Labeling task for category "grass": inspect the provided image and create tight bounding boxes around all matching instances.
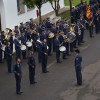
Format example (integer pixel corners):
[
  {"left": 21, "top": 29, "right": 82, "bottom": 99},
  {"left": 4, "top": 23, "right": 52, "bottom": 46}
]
[
  {"left": 59, "top": 10, "right": 71, "bottom": 20},
  {"left": 64, "top": 0, "right": 89, "bottom": 6}
]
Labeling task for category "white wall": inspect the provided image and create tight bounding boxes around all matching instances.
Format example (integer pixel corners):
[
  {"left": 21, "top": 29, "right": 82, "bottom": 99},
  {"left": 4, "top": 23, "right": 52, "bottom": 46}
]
[
  {"left": 2, "top": 0, "right": 64, "bottom": 30},
  {"left": 0, "top": 0, "right": 6, "bottom": 31}
]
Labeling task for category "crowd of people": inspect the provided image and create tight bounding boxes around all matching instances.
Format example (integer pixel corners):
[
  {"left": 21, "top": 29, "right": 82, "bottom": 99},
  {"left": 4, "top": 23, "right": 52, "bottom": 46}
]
[{"left": 0, "top": 0, "right": 100, "bottom": 94}]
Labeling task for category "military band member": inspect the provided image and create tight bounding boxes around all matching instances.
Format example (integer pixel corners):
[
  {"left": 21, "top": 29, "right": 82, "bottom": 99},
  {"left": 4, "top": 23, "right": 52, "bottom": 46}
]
[
  {"left": 14, "top": 26, "right": 19, "bottom": 35},
  {"left": 14, "top": 34, "right": 21, "bottom": 58},
  {"left": 9, "top": 30, "right": 13, "bottom": 51},
  {"left": 74, "top": 49, "right": 82, "bottom": 86},
  {"left": 47, "top": 29, "right": 53, "bottom": 56},
  {"left": 59, "top": 31, "right": 67, "bottom": 59},
  {"left": 36, "top": 37, "right": 43, "bottom": 63},
  {"left": 88, "top": 16, "right": 94, "bottom": 38},
  {"left": 54, "top": 35, "right": 62, "bottom": 63},
  {"left": 13, "top": 58, "right": 23, "bottom": 94},
  {"left": 19, "top": 22, "right": 25, "bottom": 34},
  {"left": 20, "top": 32, "right": 26, "bottom": 59},
  {"left": 64, "top": 27, "right": 70, "bottom": 56},
  {"left": 41, "top": 38, "right": 49, "bottom": 73},
  {"left": 51, "top": 23, "right": 57, "bottom": 52},
  {"left": 46, "top": 17, "right": 52, "bottom": 29},
  {"left": 29, "top": 18, "right": 35, "bottom": 30},
  {"left": 0, "top": 40, "right": 3, "bottom": 63},
  {"left": 5, "top": 41, "right": 12, "bottom": 73},
  {"left": 80, "top": 16, "right": 85, "bottom": 43},
  {"left": 27, "top": 51, "right": 37, "bottom": 84}
]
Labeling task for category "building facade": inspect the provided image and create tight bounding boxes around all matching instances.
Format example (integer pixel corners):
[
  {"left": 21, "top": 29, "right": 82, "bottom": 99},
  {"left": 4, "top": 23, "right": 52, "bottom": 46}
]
[{"left": 0, "top": 0, "right": 64, "bottom": 31}]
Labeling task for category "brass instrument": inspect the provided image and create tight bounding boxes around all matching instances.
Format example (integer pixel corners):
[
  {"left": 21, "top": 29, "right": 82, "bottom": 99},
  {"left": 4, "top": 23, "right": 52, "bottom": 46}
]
[
  {"left": 64, "top": 24, "right": 76, "bottom": 43},
  {"left": 69, "top": 24, "right": 75, "bottom": 32},
  {"left": 48, "top": 32, "right": 54, "bottom": 38},
  {"left": 5, "top": 28, "right": 11, "bottom": 40}
]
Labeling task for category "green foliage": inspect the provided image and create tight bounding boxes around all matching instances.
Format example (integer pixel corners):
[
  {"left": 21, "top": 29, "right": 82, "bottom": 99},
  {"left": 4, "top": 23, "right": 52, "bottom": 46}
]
[
  {"left": 64, "top": 0, "right": 89, "bottom": 6},
  {"left": 23, "top": 0, "right": 48, "bottom": 8},
  {"left": 59, "top": 10, "right": 71, "bottom": 20}
]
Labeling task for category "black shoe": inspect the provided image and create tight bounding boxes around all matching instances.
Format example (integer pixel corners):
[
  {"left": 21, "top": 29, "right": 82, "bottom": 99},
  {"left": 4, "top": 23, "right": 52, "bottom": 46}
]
[
  {"left": 63, "top": 57, "right": 67, "bottom": 59},
  {"left": 48, "top": 54, "right": 52, "bottom": 56},
  {"left": 17, "top": 92, "right": 23, "bottom": 95},
  {"left": 0, "top": 61, "right": 3, "bottom": 63},
  {"left": 57, "top": 61, "right": 62, "bottom": 63},
  {"left": 31, "top": 81, "right": 37, "bottom": 84},
  {"left": 42, "top": 71, "right": 49, "bottom": 73},
  {"left": 70, "top": 50, "right": 74, "bottom": 52},
  {"left": 67, "top": 54, "right": 71, "bottom": 56},
  {"left": 74, "top": 46, "right": 78, "bottom": 48},
  {"left": 46, "top": 71, "right": 49, "bottom": 73}
]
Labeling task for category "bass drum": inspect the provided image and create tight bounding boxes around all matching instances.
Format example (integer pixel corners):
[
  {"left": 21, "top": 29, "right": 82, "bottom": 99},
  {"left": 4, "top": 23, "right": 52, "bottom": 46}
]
[
  {"left": 26, "top": 42, "right": 32, "bottom": 47},
  {"left": 21, "top": 45, "right": 26, "bottom": 51},
  {"left": 59, "top": 46, "right": 66, "bottom": 52},
  {"left": 66, "top": 32, "right": 76, "bottom": 43}
]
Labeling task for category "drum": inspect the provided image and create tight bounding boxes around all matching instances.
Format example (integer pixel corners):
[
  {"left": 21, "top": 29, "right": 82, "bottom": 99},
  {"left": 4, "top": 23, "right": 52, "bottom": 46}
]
[
  {"left": 2, "top": 45, "right": 6, "bottom": 51},
  {"left": 59, "top": 46, "right": 66, "bottom": 52},
  {"left": 26, "top": 42, "right": 32, "bottom": 47},
  {"left": 21, "top": 45, "right": 26, "bottom": 51},
  {"left": 47, "top": 46, "right": 49, "bottom": 50}
]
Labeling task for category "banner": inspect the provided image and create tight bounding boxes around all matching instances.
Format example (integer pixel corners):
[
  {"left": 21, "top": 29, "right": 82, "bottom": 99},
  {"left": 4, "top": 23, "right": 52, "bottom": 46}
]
[{"left": 86, "top": 6, "right": 92, "bottom": 19}]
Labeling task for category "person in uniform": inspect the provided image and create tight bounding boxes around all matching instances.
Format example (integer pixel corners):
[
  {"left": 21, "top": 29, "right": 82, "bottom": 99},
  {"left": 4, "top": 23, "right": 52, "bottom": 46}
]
[
  {"left": 74, "top": 49, "right": 82, "bottom": 86},
  {"left": 19, "top": 22, "right": 25, "bottom": 34},
  {"left": 46, "top": 17, "right": 52, "bottom": 29},
  {"left": 29, "top": 18, "right": 35, "bottom": 30},
  {"left": 51, "top": 23, "right": 57, "bottom": 52},
  {"left": 47, "top": 29, "right": 53, "bottom": 56},
  {"left": 59, "top": 31, "right": 67, "bottom": 59},
  {"left": 20, "top": 32, "right": 27, "bottom": 59},
  {"left": 54, "top": 35, "right": 62, "bottom": 63},
  {"left": 27, "top": 51, "right": 37, "bottom": 84},
  {"left": 13, "top": 58, "right": 23, "bottom": 94},
  {"left": 88, "top": 16, "right": 94, "bottom": 38},
  {"left": 36, "top": 37, "right": 43, "bottom": 63},
  {"left": 0, "top": 39, "right": 3, "bottom": 63},
  {"left": 41, "top": 38, "right": 49, "bottom": 73},
  {"left": 9, "top": 30, "right": 13, "bottom": 51},
  {"left": 5, "top": 41, "right": 12, "bottom": 73},
  {"left": 14, "top": 34, "right": 21, "bottom": 58},
  {"left": 14, "top": 26, "right": 19, "bottom": 35}
]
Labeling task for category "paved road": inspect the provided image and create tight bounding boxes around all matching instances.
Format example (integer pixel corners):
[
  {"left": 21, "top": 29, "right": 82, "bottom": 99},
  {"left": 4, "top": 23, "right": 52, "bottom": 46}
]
[{"left": 0, "top": 29, "right": 100, "bottom": 100}]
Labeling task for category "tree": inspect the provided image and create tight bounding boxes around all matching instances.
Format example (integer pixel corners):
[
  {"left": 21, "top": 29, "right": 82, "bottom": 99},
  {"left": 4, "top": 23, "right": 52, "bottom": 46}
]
[
  {"left": 69, "top": 0, "right": 72, "bottom": 12},
  {"left": 81, "top": 0, "right": 83, "bottom": 3},
  {"left": 23, "top": 0, "right": 48, "bottom": 22},
  {"left": 48, "top": 0, "right": 60, "bottom": 16}
]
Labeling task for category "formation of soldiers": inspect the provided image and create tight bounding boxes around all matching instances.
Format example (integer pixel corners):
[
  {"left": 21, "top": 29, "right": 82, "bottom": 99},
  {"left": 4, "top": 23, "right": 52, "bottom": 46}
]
[{"left": 0, "top": 0, "right": 100, "bottom": 94}]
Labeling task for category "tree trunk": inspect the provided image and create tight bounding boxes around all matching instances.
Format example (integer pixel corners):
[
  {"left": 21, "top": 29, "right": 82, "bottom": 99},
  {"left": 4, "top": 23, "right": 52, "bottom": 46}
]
[
  {"left": 69, "top": 0, "right": 72, "bottom": 12},
  {"left": 55, "top": 9, "right": 59, "bottom": 16},
  {"left": 38, "top": 6, "right": 42, "bottom": 22},
  {"left": 81, "top": 0, "right": 83, "bottom": 3}
]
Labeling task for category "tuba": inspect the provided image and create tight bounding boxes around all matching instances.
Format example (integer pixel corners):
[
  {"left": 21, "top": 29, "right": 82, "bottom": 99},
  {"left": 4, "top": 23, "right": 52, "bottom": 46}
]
[
  {"left": 5, "top": 28, "right": 11, "bottom": 40},
  {"left": 64, "top": 24, "right": 76, "bottom": 43}
]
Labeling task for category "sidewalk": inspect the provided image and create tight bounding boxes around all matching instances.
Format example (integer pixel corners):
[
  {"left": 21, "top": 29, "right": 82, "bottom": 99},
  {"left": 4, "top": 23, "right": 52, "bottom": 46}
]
[{"left": 60, "top": 59, "right": 100, "bottom": 100}]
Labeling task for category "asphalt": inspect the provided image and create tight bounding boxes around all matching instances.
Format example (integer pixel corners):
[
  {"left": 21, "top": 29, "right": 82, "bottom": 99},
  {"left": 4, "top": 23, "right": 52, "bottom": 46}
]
[{"left": 0, "top": 29, "right": 100, "bottom": 100}]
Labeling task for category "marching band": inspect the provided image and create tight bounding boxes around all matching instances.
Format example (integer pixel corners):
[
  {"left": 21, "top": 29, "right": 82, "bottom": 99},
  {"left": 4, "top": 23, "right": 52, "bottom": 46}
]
[{"left": 0, "top": 0, "right": 100, "bottom": 94}]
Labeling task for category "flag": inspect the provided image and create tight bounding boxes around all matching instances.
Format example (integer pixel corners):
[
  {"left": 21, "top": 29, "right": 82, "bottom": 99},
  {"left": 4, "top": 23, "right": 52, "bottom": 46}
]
[{"left": 86, "top": 6, "right": 92, "bottom": 19}]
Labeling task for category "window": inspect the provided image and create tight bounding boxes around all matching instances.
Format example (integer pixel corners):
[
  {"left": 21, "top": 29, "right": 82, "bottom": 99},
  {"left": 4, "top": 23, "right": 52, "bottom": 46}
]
[{"left": 17, "top": 0, "right": 25, "bottom": 15}]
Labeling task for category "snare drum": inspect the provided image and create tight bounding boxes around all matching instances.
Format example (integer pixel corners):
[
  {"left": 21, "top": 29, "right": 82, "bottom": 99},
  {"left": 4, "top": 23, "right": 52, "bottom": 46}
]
[
  {"left": 26, "top": 42, "right": 32, "bottom": 47},
  {"left": 59, "top": 46, "right": 66, "bottom": 52},
  {"left": 21, "top": 45, "right": 26, "bottom": 51}
]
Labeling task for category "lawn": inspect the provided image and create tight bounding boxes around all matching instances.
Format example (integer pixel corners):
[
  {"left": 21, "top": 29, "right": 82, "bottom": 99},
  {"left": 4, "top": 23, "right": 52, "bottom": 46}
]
[
  {"left": 64, "top": 0, "right": 90, "bottom": 6},
  {"left": 59, "top": 10, "right": 71, "bottom": 20}
]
